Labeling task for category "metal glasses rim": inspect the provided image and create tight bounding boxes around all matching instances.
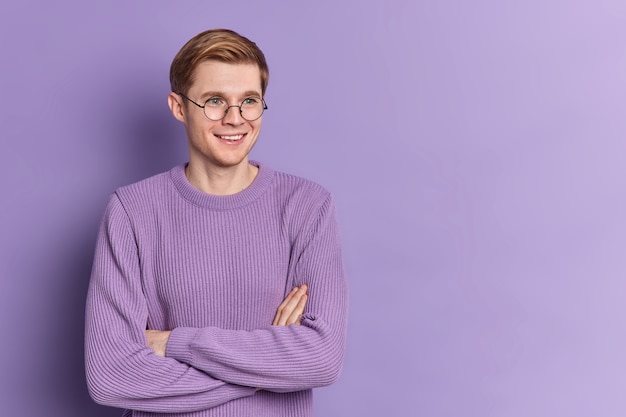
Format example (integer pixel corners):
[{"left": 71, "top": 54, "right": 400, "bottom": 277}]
[{"left": 176, "top": 92, "right": 268, "bottom": 121}]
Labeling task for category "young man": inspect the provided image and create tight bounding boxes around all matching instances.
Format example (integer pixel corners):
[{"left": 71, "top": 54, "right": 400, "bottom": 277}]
[{"left": 84, "top": 29, "right": 348, "bottom": 417}]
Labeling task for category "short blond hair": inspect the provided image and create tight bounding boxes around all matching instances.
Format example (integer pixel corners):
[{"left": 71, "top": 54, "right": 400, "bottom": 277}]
[{"left": 170, "top": 29, "right": 269, "bottom": 96}]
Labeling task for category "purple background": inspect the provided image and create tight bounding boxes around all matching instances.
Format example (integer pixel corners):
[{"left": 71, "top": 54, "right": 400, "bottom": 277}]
[{"left": 1, "top": 1, "right": 625, "bottom": 416}]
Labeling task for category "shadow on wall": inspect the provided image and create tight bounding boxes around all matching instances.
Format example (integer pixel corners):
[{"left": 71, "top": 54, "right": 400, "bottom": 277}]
[
  {"left": 113, "top": 87, "right": 188, "bottom": 183},
  {"left": 42, "top": 233, "right": 120, "bottom": 417},
  {"left": 43, "top": 89, "right": 186, "bottom": 416}
]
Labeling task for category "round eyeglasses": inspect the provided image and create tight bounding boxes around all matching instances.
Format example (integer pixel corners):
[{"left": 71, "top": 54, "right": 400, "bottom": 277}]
[{"left": 177, "top": 92, "right": 268, "bottom": 121}]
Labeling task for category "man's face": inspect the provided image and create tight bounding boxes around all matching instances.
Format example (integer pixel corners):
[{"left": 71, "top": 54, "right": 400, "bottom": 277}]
[{"left": 171, "top": 60, "right": 264, "bottom": 170}]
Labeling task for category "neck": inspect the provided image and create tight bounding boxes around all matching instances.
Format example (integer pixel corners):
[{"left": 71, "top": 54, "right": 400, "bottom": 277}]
[{"left": 185, "top": 159, "right": 258, "bottom": 196}]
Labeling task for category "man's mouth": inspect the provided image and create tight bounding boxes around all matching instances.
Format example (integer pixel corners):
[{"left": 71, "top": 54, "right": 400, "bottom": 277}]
[{"left": 215, "top": 133, "right": 246, "bottom": 141}]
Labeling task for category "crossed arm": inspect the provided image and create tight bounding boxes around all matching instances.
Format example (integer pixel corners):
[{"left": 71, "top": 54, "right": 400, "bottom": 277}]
[
  {"left": 145, "top": 285, "right": 309, "bottom": 357},
  {"left": 86, "top": 192, "right": 346, "bottom": 412}
]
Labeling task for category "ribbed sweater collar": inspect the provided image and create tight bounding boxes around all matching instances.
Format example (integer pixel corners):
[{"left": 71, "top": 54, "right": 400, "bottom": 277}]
[{"left": 169, "top": 160, "right": 274, "bottom": 210}]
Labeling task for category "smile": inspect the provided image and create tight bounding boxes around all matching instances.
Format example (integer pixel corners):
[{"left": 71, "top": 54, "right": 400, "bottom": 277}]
[{"left": 215, "top": 133, "right": 245, "bottom": 141}]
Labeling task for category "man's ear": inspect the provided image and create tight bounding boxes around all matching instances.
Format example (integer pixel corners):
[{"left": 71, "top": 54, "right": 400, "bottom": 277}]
[{"left": 168, "top": 92, "right": 186, "bottom": 123}]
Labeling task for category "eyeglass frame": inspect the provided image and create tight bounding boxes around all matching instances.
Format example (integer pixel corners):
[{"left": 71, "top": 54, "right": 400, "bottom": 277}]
[{"left": 176, "top": 92, "right": 268, "bottom": 121}]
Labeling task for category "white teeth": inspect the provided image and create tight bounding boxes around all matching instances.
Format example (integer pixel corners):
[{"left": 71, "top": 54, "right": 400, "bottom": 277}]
[{"left": 217, "top": 134, "right": 244, "bottom": 141}]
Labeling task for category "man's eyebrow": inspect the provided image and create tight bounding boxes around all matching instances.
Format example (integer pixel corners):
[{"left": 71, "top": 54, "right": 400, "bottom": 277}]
[
  {"left": 198, "top": 91, "right": 222, "bottom": 100},
  {"left": 241, "top": 90, "right": 262, "bottom": 98},
  {"left": 198, "top": 90, "right": 262, "bottom": 100}
]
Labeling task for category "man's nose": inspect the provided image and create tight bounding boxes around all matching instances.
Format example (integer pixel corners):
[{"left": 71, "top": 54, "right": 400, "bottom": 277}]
[{"left": 222, "top": 105, "right": 244, "bottom": 125}]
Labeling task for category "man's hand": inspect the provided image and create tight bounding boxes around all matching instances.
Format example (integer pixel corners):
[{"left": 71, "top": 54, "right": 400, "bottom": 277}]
[
  {"left": 145, "top": 330, "right": 172, "bottom": 357},
  {"left": 272, "top": 284, "right": 308, "bottom": 326}
]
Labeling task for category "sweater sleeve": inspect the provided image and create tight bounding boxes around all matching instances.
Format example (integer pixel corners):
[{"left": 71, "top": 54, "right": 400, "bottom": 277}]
[
  {"left": 165, "top": 193, "right": 348, "bottom": 392},
  {"left": 84, "top": 194, "right": 256, "bottom": 412}
]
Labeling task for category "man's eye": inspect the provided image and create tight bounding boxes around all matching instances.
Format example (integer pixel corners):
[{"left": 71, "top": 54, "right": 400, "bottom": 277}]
[
  {"left": 242, "top": 97, "right": 260, "bottom": 106},
  {"left": 206, "top": 97, "right": 225, "bottom": 106}
]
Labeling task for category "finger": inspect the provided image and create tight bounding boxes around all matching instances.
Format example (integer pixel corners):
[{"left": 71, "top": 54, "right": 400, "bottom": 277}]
[
  {"left": 275, "top": 286, "right": 307, "bottom": 326},
  {"left": 275, "top": 293, "right": 302, "bottom": 326},
  {"left": 286, "top": 293, "right": 308, "bottom": 326},
  {"left": 287, "top": 286, "right": 308, "bottom": 321},
  {"left": 272, "top": 287, "right": 299, "bottom": 326}
]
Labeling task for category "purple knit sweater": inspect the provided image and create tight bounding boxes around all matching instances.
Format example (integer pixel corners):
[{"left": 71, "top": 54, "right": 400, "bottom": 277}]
[{"left": 85, "top": 161, "right": 348, "bottom": 417}]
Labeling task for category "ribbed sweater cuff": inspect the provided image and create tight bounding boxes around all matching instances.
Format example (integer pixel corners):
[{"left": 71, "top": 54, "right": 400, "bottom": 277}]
[{"left": 166, "top": 327, "right": 197, "bottom": 364}]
